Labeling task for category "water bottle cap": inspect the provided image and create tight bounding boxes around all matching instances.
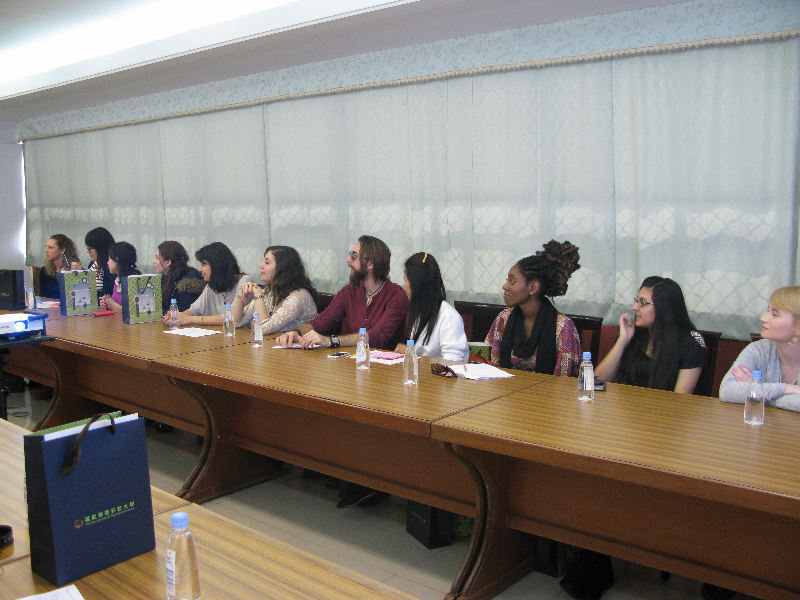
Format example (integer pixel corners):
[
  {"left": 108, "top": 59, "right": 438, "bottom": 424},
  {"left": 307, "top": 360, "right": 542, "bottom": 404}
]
[
  {"left": 359, "top": 327, "right": 367, "bottom": 334},
  {"left": 582, "top": 352, "right": 591, "bottom": 360},
  {"left": 170, "top": 299, "right": 177, "bottom": 304},
  {"left": 253, "top": 312, "right": 259, "bottom": 318},
  {"left": 407, "top": 340, "right": 415, "bottom": 346},
  {"left": 752, "top": 371, "right": 762, "bottom": 379},
  {"left": 171, "top": 512, "right": 189, "bottom": 529},
  {"left": 225, "top": 303, "right": 232, "bottom": 309}
]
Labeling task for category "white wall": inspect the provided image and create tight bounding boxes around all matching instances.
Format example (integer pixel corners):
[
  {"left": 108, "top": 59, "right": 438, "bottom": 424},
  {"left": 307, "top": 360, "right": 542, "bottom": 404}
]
[{"left": 0, "top": 121, "right": 26, "bottom": 277}]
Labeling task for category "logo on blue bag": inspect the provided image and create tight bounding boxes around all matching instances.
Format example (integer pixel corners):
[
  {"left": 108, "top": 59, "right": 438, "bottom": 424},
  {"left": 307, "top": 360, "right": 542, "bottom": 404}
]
[{"left": 77, "top": 500, "right": 136, "bottom": 528}]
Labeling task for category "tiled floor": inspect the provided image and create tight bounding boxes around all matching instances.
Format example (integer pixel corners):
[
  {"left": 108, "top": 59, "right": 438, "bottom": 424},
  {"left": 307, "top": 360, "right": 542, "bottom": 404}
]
[{"left": 6, "top": 385, "right": 748, "bottom": 600}]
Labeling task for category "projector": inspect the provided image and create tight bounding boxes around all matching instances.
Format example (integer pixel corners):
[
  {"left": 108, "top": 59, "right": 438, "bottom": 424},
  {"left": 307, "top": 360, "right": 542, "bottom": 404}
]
[{"left": 0, "top": 312, "right": 47, "bottom": 340}]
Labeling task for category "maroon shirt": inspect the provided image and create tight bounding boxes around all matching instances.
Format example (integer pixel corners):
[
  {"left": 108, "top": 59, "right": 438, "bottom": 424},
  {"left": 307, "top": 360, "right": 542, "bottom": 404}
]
[{"left": 309, "top": 280, "right": 408, "bottom": 350}]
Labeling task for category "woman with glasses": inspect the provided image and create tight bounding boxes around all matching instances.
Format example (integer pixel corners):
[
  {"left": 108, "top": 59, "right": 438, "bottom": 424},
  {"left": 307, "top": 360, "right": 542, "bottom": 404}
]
[
  {"left": 485, "top": 239, "right": 582, "bottom": 375},
  {"left": 84, "top": 227, "right": 116, "bottom": 300},
  {"left": 165, "top": 242, "right": 252, "bottom": 327},
  {"left": 394, "top": 252, "right": 469, "bottom": 362},
  {"left": 719, "top": 286, "right": 800, "bottom": 412},
  {"left": 230, "top": 245, "right": 318, "bottom": 335},
  {"left": 561, "top": 276, "right": 706, "bottom": 600},
  {"left": 595, "top": 276, "right": 706, "bottom": 393},
  {"left": 152, "top": 241, "right": 205, "bottom": 313}
]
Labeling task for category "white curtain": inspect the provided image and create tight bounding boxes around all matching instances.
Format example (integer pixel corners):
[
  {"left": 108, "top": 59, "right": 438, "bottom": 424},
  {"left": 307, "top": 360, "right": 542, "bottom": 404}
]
[{"left": 23, "top": 38, "right": 800, "bottom": 339}]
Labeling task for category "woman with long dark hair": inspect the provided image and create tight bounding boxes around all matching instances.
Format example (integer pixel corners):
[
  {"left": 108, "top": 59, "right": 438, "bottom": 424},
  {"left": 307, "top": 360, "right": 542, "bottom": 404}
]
[
  {"left": 100, "top": 242, "right": 141, "bottom": 312},
  {"left": 153, "top": 241, "right": 205, "bottom": 313},
  {"left": 394, "top": 252, "right": 468, "bottom": 361},
  {"left": 595, "top": 276, "right": 706, "bottom": 393},
  {"left": 230, "top": 245, "right": 318, "bottom": 334},
  {"left": 486, "top": 240, "right": 582, "bottom": 375},
  {"left": 84, "top": 227, "right": 116, "bottom": 299},
  {"left": 39, "top": 234, "right": 83, "bottom": 299},
  {"left": 564, "top": 276, "right": 707, "bottom": 600},
  {"left": 167, "top": 242, "right": 252, "bottom": 327}
]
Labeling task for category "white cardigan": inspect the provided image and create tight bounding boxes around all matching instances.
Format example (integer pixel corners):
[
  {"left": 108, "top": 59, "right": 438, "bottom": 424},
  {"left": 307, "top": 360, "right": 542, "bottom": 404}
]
[{"left": 409, "top": 301, "right": 469, "bottom": 362}]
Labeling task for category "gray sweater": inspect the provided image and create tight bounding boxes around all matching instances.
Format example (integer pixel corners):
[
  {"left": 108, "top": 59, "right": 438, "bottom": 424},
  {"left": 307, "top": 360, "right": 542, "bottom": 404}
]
[{"left": 719, "top": 338, "right": 800, "bottom": 412}]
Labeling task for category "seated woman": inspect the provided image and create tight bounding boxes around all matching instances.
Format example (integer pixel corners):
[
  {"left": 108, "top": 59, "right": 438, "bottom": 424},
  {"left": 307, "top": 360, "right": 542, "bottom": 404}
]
[
  {"left": 564, "top": 276, "right": 707, "bottom": 600},
  {"left": 39, "top": 234, "right": 83, "bottom": 299},
  {"left": 394, "top": 252, "right": 469, "bottom": 362},
  {"left": 230, "top": 245, "right": 318, "bottom": 335},
  {"left": 720, "top": 285, "right": 800, "bottom": 412},
  {"left": 153, "top": 241, "right": 205, "bottom": 313},
  {"left": 595, "top": 275, "right": 706, "bottom": 393},
  {"left": 486, "top": 239, "right": 582, "bottom": 375},
  {"left": 100, "top": 242, "right": 141, "bottom": 312},
  {"left": 167, "top": 242, "right": 252, "bottom": 327},
  {"left": 85, "top": 227, "right": 116, "bottom": 300}
]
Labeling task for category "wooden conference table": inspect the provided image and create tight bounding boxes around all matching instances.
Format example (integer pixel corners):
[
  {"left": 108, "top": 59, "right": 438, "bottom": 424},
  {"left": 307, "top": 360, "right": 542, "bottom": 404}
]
[
  {"left": 3, "top": 309, "right": 800, "bottom": 600},
  {"left": 0, "top": 418, "right": 419, "bottom": 600}
]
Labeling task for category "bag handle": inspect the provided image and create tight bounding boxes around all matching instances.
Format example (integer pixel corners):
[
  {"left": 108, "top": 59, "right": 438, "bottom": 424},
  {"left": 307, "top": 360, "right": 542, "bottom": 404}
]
[{"left": 61, "top": 413, "right": 117, "bottom": 476}]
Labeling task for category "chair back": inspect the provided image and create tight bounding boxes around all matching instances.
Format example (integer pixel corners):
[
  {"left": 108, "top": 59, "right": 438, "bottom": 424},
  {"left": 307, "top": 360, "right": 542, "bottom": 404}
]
[
  {"left": 694, "top": 329, "right": 721, "bottom": 397},
  {"left": 565, "top": 314, "right": 603, "bottom": 366},
  {"left": 453, "top": 301, "right": 505, "bottom": 343}
]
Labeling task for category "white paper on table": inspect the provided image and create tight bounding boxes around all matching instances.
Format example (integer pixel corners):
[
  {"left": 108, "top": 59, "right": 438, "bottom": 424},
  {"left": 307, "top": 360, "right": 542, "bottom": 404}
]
[
  {"left": 272, "top": 343, "right": 321, "bottom": 349},
  {"left": 163, "top": 327, "right": 220, "bottom": 337},
  {"left": 18, "top": 584, "right": 86, "bottom": 600},
  {"left": 455, "top": 363, "right": 514, "bottom": 380}
]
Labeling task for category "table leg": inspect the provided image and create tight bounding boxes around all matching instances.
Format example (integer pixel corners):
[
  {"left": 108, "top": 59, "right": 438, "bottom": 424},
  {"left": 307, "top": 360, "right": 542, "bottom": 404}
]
[
  {"left": 167, "top": 377, "right": 285, "bottom": 503},
  {"left": 443, "top": 443, "right": 536, "bottom": 600}
]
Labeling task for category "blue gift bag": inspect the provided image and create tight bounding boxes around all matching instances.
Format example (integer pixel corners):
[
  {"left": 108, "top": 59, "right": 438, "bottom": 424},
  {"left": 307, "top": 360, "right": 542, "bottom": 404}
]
[{"left": 24, "top": 413, "right": 156, "bottom": 586}]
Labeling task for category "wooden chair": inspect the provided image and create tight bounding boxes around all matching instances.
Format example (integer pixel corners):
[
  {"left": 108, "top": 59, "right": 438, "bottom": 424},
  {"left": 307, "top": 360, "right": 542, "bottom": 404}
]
[
  {"left": 694, "top": 329, "right": 721, "bottom": 397},
  {"left": 565, "top": 314, "right": 603, "bottom": 366},
  {"left": 453, "top": 301, "right": 504, "bottom": 343},
  {"left": 453, "top": 301, "right": 604, "bottom": 365}
]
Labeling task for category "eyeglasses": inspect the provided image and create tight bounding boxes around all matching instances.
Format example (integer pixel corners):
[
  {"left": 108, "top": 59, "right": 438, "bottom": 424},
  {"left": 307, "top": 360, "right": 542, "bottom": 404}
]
[
  {"left": 347, "top": 251, "right": 359, "bottom": 260},
  {"left": 431, "top": 363, "right": 457, "bottom": 378},
  {"left": 633, "top": 297, "right": 653, "bottom": 308}
]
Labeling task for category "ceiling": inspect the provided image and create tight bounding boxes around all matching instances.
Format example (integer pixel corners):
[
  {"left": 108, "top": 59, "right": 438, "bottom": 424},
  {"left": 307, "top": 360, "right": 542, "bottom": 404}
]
[{"left": 0, "top": 0, "right": 687, "bottom": 122}]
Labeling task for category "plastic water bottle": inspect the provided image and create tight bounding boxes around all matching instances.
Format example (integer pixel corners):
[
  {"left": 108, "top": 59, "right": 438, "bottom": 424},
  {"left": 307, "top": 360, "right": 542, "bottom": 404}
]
[
  {"left": 165, "top": 512, "right": 201, "bottom": 600},
  {"left": 27, "top": 287, "right": 36, "bottom": 310},
  {"left": 577, "top": 352, "right": 594, "bottom": 402},
  {"left": 168, "top": 299, "right": 180, "bottom": 330},
  {"left": 251, "top": 312, "right": 263, "bottom": 348},
  {"left": 356, "top": 327, "right": 370, "bottom": 369},
  {"left": 744, "top": 370, "right": 764, "bottom": 425},
  {"left": 222, "top": 303, "right": 235, "bottom": 337},
  {"left": 403, "top": 339, "right": 418, "bottom": 385}
]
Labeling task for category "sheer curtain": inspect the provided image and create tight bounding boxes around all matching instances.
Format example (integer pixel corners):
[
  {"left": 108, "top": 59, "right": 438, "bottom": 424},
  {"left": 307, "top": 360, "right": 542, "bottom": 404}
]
[{"left": 23, "top": 38, "right": 800, "bottom": 338}]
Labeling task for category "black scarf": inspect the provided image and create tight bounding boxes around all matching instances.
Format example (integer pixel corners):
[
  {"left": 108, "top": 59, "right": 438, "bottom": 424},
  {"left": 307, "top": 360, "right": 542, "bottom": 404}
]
[{"left": 499, "top": 297, "right": 559, "bottom": 373}]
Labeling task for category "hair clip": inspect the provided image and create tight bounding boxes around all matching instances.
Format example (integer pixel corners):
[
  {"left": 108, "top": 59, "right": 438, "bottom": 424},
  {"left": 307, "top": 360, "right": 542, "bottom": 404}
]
[{"left": 422, "top": 252, "right": 428, "bottom": 263}]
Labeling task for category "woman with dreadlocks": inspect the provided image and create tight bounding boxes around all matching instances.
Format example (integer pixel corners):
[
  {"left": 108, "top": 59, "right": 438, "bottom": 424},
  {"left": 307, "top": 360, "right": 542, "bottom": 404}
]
[{"left": 485, "top": 239, "right": 582, "bottom": 376}]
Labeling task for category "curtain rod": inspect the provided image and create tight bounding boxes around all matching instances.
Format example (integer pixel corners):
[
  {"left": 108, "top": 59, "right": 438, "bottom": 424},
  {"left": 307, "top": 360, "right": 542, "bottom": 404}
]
[{"left": 20, "top": 28, "right": 800, "bottom": 142}]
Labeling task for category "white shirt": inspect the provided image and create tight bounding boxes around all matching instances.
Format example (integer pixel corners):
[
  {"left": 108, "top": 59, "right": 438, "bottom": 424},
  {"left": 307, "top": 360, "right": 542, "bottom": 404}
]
[{"left": 409, "top": 301, "right": 469, "bottom": 362}]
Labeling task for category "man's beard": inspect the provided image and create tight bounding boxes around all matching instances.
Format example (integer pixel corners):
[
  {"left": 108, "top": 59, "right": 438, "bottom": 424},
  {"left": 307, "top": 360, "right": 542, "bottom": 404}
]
[{"left": 349, "top": 266, "right": 368, "bottom": 286}]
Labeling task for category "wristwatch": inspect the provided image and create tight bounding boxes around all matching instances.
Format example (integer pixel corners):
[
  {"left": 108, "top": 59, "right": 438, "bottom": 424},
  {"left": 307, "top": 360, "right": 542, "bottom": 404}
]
[{"left": 330, "top": 334, "right": 340, "bottom": 348}]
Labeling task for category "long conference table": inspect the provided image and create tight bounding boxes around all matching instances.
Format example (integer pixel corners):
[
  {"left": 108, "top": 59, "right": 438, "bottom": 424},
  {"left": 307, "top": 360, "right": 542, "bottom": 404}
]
[
  {"left": 0, "top": 417, "right": 421, "bottom": 600},
  {"left": 4, "top": 308, "right": 800, "bottom": 600}
]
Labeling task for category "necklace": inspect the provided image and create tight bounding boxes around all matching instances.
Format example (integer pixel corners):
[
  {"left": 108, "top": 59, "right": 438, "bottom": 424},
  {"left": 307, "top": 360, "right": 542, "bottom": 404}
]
[{"left": 365, "top": 280, "right": 386, "bottom": 307}]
